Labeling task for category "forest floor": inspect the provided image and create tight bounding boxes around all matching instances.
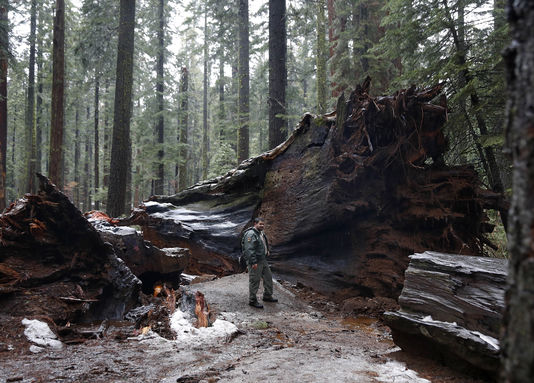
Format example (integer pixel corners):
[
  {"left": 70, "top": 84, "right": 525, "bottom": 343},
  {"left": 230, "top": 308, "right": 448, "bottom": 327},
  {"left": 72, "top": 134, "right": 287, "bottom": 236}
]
[{"left": 0, "top": 273, "right": 489, "bottom": 383}]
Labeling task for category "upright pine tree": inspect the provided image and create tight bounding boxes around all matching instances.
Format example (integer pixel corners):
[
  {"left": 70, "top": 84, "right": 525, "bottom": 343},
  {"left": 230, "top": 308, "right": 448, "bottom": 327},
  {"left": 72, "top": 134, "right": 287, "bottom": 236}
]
[
  {"left": 48, "top": 0, "right": 65, "bottom": 188},
  {"left": 107, "top": 0, "right": 136, "bottom": 217},
  {"left": 268, "top": 0, "right": 287, "bottom": 148},
  {"left": 237, "top": 0, "right": 250, "bottom": 162}
]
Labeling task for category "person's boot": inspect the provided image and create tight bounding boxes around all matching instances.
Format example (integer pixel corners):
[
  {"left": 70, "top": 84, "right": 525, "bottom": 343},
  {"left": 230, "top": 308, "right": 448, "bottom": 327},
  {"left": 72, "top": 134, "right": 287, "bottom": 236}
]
[
  {"left": 249, "top": 301, "right": 264, "bottom": 308},
  {"left": 263, "top": 296, "right": 278, "bottom": 302}
]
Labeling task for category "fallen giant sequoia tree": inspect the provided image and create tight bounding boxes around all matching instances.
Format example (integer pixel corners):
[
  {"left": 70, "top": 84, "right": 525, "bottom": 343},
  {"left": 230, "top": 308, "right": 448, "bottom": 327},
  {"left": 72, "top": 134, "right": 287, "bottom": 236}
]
[
  {"left": 0, "top": 175, "right": 141, "bottom": 324},
  {"left": 127, "top": 79, "right": 503, "bottom": 300}
]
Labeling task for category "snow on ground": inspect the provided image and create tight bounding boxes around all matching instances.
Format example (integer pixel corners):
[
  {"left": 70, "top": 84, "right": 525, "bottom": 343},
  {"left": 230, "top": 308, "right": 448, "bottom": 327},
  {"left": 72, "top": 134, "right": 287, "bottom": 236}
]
[
  {"left": 169, "top": 309, "right": 238, "bottom": 345},
  {"left": 133, "top": 309, "right": 238, "bottom": 348},
  {"left": 22, "top": 318, "right": 63, "bottom": 352}
]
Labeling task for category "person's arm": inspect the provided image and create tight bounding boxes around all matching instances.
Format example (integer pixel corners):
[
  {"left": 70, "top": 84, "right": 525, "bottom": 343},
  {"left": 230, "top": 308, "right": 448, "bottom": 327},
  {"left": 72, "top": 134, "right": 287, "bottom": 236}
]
[{"left": 243, "top": 232, "right": 259, "bottom": 267}]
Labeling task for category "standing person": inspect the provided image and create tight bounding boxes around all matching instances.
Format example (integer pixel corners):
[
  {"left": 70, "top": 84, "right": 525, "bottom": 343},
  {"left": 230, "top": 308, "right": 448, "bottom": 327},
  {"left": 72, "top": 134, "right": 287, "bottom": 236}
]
[{"left": 242, "top": 217, "right": 278, "bottom": 308}]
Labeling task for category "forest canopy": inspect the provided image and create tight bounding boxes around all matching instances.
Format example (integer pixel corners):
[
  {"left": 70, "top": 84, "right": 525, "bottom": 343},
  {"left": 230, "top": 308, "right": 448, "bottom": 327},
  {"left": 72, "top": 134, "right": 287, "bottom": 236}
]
[{"left": 0, "top": 0, "right": 510, "bottom": 245}]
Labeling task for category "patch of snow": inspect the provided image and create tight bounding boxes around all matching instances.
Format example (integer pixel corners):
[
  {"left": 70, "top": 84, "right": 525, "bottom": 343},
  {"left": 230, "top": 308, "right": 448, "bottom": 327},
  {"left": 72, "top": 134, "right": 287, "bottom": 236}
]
[
  {"left": 180, "top": 273, "right": 197, "bottom": 283},
  {"left": 422, "top": 315, "right": 433, "bottom": 322},
  {"left": 22, "top": 318, "right": 63, "bottom": 350},
  {"left": 169, "top": 309, "right": 238, "bottom": 345},
  {"left": 375, "top": 360, "right": 431, "bottom": 383},
  {"left": 473, "top": 331, "right": 499, "bottom": 350},
  {"left": 29, "top": 345, "right": 45, "bottom": 353}
]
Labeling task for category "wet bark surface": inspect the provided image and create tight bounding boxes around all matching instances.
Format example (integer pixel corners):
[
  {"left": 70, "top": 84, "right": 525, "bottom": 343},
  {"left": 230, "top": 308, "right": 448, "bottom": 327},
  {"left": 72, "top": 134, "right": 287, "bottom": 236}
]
[
  {"left": 131, "top": 80, "right": 502, "bottom": 302},
  {"left": 0, "top": 174, "right": 141, "bottom": 324},
  {"left": 384, "top": 251, "right": 506, "bottom": 379}
]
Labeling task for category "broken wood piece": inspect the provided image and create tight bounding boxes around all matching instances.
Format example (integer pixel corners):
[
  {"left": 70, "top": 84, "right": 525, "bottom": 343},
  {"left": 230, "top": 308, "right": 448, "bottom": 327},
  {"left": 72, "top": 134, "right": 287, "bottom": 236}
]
[{"left": 384, "top": 251, "right": 507, "bottom": 376}]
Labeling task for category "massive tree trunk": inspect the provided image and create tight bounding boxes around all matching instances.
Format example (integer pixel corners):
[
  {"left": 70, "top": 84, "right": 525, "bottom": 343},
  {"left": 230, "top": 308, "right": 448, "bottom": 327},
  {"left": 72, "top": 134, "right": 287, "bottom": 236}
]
[
  {"left": 178, "top": 67, "right": 189, "bottom": 192},
  {"left": 103, "top": 79, "right": 110, "bottom": 191},
  {"left": 237, "top": 0, "right": 250, "bottom": 163},
  {"left": 202, "top": 6, "right": 209, "bottom": 180},
  {"left": 25, "top": 0, "right": 37, "bottom": 194},
  {"left": 501, "top": 1, "right": 534, "bottom": 381},
  {"left": 0, "top": 174, "right": 141, "bottom": 323},
  {"left": 154, "top": 0, "right": 165, "bottom": 195},
  {"left": 107, "top": 0, "right": 136, "bottom": 217},
  {"left": 316, "top": 0, "right": 327, "bottom": 114},
  {"left": 124, "top": 80, "right": 502, "bottom": 300},
  {"left": 94, "top": 74, "right": 100, "bottom": 210},
  {"left": 268, "top": 0, "right": 287, "bottom": 149},
  {"left": 0, "top": 0, "right": 7, "bottom": 211},
  {"left": 36, "top": 15, "right": 43, "bottom": 178},
  {"left": 84, "top": 107, "right": 91, "bottom": 211},
  {"left": 74, "top": 107, "right": 80, "bottom": 208},
  {"left": 49, "top": 0, "right": 65, "bottom": 188}
]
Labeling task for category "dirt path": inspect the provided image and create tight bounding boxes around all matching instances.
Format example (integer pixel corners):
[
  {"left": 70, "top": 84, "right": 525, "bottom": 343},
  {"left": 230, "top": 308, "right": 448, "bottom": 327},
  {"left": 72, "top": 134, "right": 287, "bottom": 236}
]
[{"left": 0, "top": 273, "right": 485, "bottom": 383}]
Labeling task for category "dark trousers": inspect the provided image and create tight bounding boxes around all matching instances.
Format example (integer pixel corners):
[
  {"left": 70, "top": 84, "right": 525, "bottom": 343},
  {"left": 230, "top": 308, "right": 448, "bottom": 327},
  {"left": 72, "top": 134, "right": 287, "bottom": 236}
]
[{"left": 248, "top": 259, "right": 273, "bottom": 303}]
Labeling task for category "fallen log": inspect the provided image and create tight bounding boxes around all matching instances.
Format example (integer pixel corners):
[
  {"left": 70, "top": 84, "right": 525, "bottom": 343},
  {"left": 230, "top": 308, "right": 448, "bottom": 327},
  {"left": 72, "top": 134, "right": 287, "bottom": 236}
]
[
  {"left": 125, "top": 78, "right": 502, "bottom": 300},
  {"left": 0, "top": 174, "right": 141, "bottom": 324},
  {"left": 384, "top": 251, "right": 507, "bottom": 378},
  {"left": 88, "top": 212, "right": 190, "bottom": 294}
]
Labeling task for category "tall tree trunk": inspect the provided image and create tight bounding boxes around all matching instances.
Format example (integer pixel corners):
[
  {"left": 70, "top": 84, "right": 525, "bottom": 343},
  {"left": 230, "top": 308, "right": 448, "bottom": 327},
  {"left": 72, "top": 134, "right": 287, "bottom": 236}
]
[
  {"left": 0, "top": 1, "right": 7, "bottom": 211},
  {"left": 218, "top": 52, "right": 225, "bottom": 143},
  {"left": 154, "top": 0, "right": 165, "bottom": 195},
  {"left": 94, "top": 74, "right": 100, "bottom": 210},
  {"left": 268, "top": 0, "right": 287, "bottom": 149},
  {"left": 84, "top": 106, "right": 91, "bottom": 211},
  {"left": 74, "top": 107, "right": 80, "bottom": 208},
  {"left": 25, "top": 0, "right": 37, "bottom": 194},
  {"left": 49, "top": 0, "right": 64, "bottom": 188},
  {"left": 316, "top": 0, "right": 327, "bottom": 114},
  {"left": 103, "top": 78, "right": 110, "bottom": 190},
  {"left": 327, "top": 0, "right": 338, "bottom": 98},
  {"left": 202, "top": 6, "right": 208, "bottom": 179},
  {"left": 178, "top": 67, "right": 188, "bottom": 192},
  {"left": 501, "top": 1, "right": 534, "bottom": 381},
  {"left": 36, "top": 22, "right": 43, "bottom": 177},
  {"left": 237, "top": 0, "right": 249, "bottom": 163},
  {"left": 107, "top": 0, "right": 135, "bottom": 217}
]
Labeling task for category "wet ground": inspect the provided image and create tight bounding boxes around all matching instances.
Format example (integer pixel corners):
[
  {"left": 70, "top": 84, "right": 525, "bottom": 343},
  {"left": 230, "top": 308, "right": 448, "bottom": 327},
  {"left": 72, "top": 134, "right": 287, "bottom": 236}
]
[{"left": 0, "top": 273, "right": 488, "bottom": 383}]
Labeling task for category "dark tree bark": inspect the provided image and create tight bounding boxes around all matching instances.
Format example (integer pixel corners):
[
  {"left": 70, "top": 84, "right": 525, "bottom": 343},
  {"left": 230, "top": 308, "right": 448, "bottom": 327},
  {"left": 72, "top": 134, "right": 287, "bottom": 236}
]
[
  {"left": 25, "top": 0, "right": 37, "bottom": 194},
  {"left": 74, "top": 107, "right": 80, "bottom": 208},
  {"left": 154, "top": 0, "right": 165, "bottom": 195},
  {"left": 129, "top": 81, "right": 502, "bottom": 301},
  {"left": 268, "top": 0, "right": 287, "bottom": 149},
  {"left": 94, "top": 74, "right": 100, "bottom": 210},
  {"left": 36, "top": 13, "right": 43, "bottom": 177},
  {"left": 107, "top": 0, "right": 136, "bottom": 217},
  {"left": 103, "top": 79, "right": 110, "bottom": 190},
  {"left": 0, "top": 0, "right": 7, "bottom": 211},
  {"left": 218, "top": 53, "right": 225, "bottom": 143},
  {"left": 316, "top": 0, "right": 327, "bottom": 114},
  {"left": 501, "top": 1, "right": 534, "bottom": 381},
  {"left": 178, "top": 67, "right": 189, "bottom": 192},
  {"left": 202, "top": 7, "right": 209, "bottom": 180},
  {"left": 237, "top": 0, "right": 250, "bottom": 163},
  {"left": 49, "top": 0, "right": 64, "bottom": 188},
  {"left": 327, "top": 0, "right": 338, "bottom": 98},
  {"left": 84, "top": 106, "right": 91, "bottom": 211}
]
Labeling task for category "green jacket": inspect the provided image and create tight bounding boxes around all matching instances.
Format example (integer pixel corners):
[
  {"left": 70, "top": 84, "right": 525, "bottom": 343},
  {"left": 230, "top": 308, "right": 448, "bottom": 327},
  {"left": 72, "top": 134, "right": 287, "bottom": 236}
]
[{"left": 242, "top": 227, "right": 269, "bottom": 265}]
